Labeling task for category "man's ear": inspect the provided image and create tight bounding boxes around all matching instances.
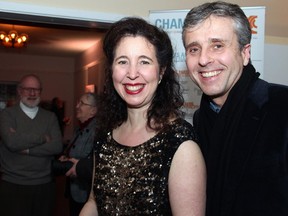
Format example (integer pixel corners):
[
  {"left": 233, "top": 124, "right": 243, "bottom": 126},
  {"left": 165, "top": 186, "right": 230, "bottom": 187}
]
[{"left": 242, "top": 44, "right": 251, "bottom": 66}]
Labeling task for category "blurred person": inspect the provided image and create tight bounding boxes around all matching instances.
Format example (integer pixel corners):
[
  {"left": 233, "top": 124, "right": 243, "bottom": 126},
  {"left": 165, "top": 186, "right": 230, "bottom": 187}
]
[
  {"left": 0, "top": 74, "right": 63, "bottom": 216},
  {"left": 182, "top": 1, "right": 288, "bottom": 215},
  {"left": 54, "top": 92, "right": 98, "bottom": 216},
  {"left": 80, "top": 17, "right": 206, "bottom": 216},
  {"left": 51, "top": 97, "right": 66, "bottom": 136}
]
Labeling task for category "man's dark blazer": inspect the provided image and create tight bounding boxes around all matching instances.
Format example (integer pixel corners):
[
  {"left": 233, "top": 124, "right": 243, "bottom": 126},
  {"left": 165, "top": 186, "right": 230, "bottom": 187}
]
[{"left": 194, "top": 79, "right": 288, "bottom": 216}]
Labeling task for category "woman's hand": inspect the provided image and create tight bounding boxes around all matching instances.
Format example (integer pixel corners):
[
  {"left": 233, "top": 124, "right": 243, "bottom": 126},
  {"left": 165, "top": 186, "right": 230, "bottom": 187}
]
[
  {"left": 58, "top": 155, "right": 69, "bottom": 162},
  {"left": 65, "top": 158, "right": 79, "bottom": 177}
]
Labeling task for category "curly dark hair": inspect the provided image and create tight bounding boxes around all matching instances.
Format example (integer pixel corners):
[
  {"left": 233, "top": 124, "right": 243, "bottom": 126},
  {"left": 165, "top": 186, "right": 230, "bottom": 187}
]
[{"left": 97, "top": 17, "right": 184, "bottom": 132}]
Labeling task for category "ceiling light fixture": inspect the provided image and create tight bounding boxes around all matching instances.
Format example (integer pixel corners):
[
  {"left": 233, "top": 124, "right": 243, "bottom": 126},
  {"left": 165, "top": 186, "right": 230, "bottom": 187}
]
[{"left": 0, "top": 26, "right": 29, "bottom": 48}]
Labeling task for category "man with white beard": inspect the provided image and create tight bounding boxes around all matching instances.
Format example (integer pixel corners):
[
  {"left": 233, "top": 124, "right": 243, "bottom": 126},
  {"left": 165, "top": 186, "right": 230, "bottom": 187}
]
[{"left": 0, "top": 74, "right": 63, "bottom": 216}]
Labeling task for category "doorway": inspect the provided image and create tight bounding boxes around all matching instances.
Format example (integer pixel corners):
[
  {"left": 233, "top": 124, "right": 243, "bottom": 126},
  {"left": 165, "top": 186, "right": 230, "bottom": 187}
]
[{"left": 0, "top": 7, "right": 112, "bottom": 216}]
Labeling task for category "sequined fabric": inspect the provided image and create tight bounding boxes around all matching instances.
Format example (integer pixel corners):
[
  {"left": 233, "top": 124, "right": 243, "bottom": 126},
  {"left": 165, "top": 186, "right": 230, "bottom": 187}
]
[{"left": 93, "top": 118, "right": 197, "bottom": 215}]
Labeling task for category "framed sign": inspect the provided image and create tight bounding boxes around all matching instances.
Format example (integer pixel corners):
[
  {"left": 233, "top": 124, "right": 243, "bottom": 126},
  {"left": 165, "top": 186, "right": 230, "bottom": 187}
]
[{"left": 0, "top": 81, "right": 18, "bottom": 110}]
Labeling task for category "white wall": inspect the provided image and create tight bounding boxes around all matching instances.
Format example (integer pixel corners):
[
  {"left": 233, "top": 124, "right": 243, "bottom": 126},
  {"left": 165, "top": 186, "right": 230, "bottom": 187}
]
[
  {"left": 0, "top": 1, "right": 287, "bottom": 117},
  {"left": 264, "top": 43, "right": 288, "bottom": 85},
  {"left": 1, "top": 0, "right": 288, "bottom": 38},
  {"left": 1, "top": 1, "right": 288, "bottom": 88}
]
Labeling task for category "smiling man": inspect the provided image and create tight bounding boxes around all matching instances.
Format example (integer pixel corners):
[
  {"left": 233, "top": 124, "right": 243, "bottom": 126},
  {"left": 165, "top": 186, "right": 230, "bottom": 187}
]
[
  {"left": 0, "top": 74, "right": 63, "bottom": 216},
  {"left": 182, "top": 1, "right": 288, "bottom": 216}
]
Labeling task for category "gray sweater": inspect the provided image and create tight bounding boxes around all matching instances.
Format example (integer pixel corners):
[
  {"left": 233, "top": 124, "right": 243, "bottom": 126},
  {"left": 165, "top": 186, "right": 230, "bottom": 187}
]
[{"left": 0, "top": 104, "right": 62, "bottom": 185}]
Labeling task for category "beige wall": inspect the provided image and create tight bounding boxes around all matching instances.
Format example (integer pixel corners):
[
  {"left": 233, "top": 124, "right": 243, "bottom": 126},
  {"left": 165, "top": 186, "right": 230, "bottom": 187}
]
[
  {"left": 0, "top": 29, "right": 105, "bottom": 142},
  {"left": 2, "top": 0, "right": 288, "bottom": 41},
  {"left": 0, "top": 45, "right": 106, "bottom": 141},
  {"left": 0, "top": 52, "right": 75, "bottom": 140},
  {"left": 75, "top": 35, "right": 106, "bottom": 99}
]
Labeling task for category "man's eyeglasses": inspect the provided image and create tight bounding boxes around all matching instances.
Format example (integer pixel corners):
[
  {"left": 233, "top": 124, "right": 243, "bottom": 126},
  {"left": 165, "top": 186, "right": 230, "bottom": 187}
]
[
  {"left": 20, "top": 87, "right": 42, "bottom": 94},
  {"left": 77, "top": 100, "right": 95, "bottom": 107}
]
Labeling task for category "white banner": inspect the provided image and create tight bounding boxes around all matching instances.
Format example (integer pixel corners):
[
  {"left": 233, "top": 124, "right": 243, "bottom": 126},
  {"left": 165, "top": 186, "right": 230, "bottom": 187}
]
[
  {"left": 242, "top": 7, "right": 266, "bottom": 76},
  {"left": 149, "top": 7, "right": 265, "bottom": 124}
]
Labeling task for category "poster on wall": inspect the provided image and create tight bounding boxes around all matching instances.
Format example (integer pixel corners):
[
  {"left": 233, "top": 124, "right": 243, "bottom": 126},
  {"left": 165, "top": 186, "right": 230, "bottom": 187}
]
[
  {"left": 242, "top": 7, "right": 265, "bottom": 76},
  {"left": 0, "top": 81, "right": 18, "bottom": 110},
  {"left": 149, "top": 7, "right": 265, "bottom": 124}
]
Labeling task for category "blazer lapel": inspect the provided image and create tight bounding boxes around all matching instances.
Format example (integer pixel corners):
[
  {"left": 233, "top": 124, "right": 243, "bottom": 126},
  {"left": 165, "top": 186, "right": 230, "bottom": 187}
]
[{"left": 222, "top": 80, "right": 269, "bottom": 214}]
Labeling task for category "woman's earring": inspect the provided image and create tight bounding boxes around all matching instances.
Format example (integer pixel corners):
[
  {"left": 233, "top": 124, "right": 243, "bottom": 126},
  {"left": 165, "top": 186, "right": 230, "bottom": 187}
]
[{"left": 158, "top": 75, "right": 162, "bottom": 84}]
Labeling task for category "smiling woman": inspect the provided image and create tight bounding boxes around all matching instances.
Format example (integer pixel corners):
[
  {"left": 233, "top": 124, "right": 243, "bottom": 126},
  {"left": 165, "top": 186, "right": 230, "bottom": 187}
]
[{"left": 79, "top": 17, "right": 206, "bottom": 216}]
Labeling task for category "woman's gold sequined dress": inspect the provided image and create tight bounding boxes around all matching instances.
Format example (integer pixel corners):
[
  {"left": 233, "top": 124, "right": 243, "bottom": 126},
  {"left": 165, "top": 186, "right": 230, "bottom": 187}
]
[{"left": 93, "top": 118, "right": 198, "bottom": 215}]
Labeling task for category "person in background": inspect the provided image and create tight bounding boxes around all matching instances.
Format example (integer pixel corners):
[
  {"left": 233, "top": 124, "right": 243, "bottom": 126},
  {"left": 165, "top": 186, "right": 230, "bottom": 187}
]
[
  {"left": 51, "top": 97, "right": 66, "bottom": 136},
  {"left": 182, "top": 1, "right": 288, "bottom": 215},
  {"left": 80, "top": 17, "right": 206, "bottom": 216},
  {"left": 51, "top": 97, "right": 71, "bottom": 137},
  {"left": 0, "top": 74, "right": 63, "bottom": 216},
  {"left": 55, "top": 92, "right": 98, "bottom": 216}
]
